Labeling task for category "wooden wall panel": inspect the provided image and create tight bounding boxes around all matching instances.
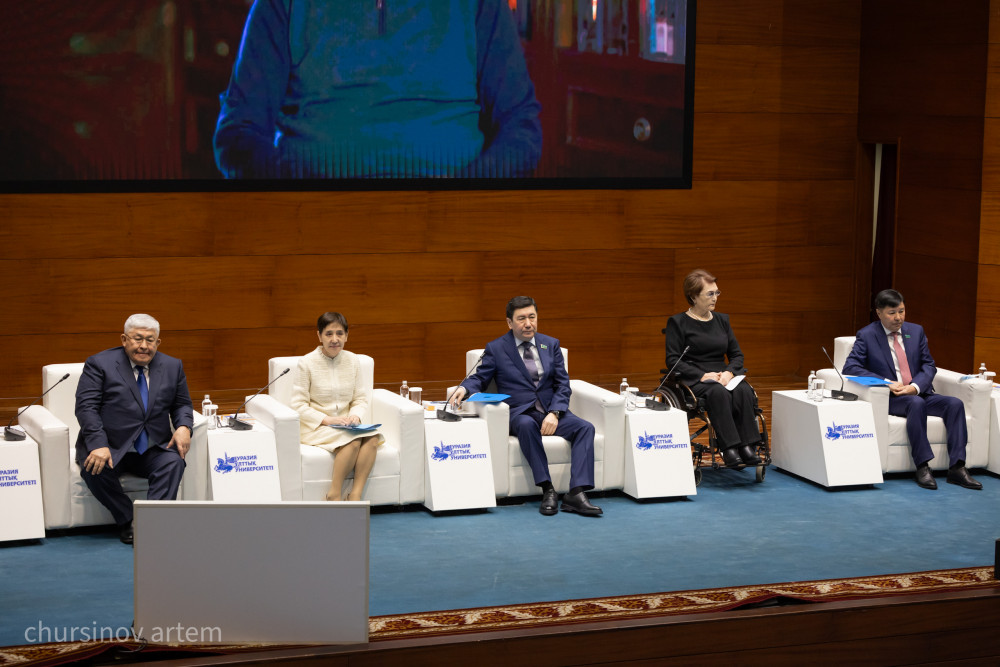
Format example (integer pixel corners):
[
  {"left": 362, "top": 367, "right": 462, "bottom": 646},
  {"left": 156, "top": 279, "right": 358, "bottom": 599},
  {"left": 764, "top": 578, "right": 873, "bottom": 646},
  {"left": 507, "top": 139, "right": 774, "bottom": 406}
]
[
  {"left": 693, "top": 113, "right": 857, "bottom": 181},
  {"left": 0, "top": 0, "right": 867, "bottom": 418},
  {"left": 696, "top": 45, "right": 859, "bottom": 114},
  {"left": 859, "top": 1, "right": 989, "bottom": 374},
  {"left": 697, "top": 0, "right": 860, "bottom": 47},
  {"left": 624, "top": 181, "right": 855, "bottom": 249}
]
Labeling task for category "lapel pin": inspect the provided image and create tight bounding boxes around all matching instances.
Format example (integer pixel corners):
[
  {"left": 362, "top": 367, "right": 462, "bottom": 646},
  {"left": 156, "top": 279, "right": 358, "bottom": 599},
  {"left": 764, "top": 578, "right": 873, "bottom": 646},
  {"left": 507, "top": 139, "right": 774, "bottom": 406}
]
[{"left": 540, "top": 343, "right": 548, "bottom": 349}]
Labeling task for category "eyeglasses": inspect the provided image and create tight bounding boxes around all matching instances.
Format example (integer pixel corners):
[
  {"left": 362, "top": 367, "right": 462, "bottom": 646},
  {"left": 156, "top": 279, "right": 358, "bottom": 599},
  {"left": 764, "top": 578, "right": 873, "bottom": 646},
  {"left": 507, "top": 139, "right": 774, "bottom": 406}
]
[
  {"left": 126, "top": 335, "right": 158, "bottom": 345},
  {"left": 702, "top": 290, "right": 722, "bottom": 298}
]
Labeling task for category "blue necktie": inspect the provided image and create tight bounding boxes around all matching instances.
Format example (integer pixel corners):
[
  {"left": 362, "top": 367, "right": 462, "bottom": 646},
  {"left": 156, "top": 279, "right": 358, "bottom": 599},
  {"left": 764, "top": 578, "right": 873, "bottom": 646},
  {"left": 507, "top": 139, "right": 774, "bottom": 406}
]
[{"left": 135, "top": 366, "right": 149, "bottom": 455}]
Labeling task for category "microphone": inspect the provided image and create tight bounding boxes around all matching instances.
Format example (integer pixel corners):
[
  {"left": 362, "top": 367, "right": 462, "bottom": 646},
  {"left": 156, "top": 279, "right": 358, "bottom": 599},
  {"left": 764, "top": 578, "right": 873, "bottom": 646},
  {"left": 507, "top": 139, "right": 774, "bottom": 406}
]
[
  {"left": 438, "top": 351, "right": 486, "bottom": 422},
  {"left": 5, "top": 373, "right": 71, "bottom": 441},
  {"left": 647, "top": 346, "right": 691, "bottom": 411},
  {"left": 229, "top": 368, "right": 290, "bottom": 430},
  {"left": 821, "top": 346, "right": 858, "bottom": 401}
]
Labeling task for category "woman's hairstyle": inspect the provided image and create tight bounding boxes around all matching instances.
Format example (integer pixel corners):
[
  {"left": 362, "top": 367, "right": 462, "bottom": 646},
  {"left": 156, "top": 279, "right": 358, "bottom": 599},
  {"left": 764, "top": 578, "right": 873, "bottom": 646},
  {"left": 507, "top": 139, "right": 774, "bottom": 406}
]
[
  {"left": 682, "top": 269, "right": 717, "bottom": 306},
  {"left": 317, "top": 311, "right": 349, "bottom": 332}
]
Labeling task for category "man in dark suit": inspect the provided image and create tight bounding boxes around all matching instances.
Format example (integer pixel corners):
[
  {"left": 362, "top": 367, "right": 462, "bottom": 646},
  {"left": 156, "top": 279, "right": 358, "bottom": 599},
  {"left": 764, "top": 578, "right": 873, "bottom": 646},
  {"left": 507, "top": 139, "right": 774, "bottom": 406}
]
[
  {"left": 450, "top": 296, "right": 601, "bottom": 516},
  {"left": 843, "top": 289, "right": 980, "bottom": 491},
  {"left": 76, "top": 314, "right": 194, "bottom": 543}
]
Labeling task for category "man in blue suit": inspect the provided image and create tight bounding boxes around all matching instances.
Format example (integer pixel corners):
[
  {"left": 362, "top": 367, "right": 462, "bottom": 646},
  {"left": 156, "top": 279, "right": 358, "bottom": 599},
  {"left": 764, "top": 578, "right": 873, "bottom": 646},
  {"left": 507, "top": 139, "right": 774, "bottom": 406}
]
[
  {"left": 843, "top": 290, "right": 980, "bottom": 491},
  {"left": 75, "top": 314, "right": 194, "bottom": 543},
  {"left": 451, "top": 296, "right": 601, "bottom": 516}
]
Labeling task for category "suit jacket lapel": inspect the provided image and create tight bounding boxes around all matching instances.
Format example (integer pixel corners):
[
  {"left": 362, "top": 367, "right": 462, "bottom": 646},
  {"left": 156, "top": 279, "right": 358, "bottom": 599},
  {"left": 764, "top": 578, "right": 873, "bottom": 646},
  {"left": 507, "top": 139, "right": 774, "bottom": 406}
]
[
  {"left": 146, "top": 357, "right": 163, "bottom": 413},
  {"left": 536, "top": 337, "right": 552, "bottom": 382},
  {"left": 873, "top": 325, "right": 896, "bottom": 378},
  {"left": 116, "top": 352, "right": 144, "bottom": 410},
  {"left": 902, "top": 323, "right": 924, "bottom": 377}
]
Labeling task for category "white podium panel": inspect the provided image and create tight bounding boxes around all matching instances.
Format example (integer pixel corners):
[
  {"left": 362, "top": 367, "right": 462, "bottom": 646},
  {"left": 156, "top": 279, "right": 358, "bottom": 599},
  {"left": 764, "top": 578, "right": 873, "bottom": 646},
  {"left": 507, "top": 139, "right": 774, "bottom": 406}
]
[
  {"left": 423, "top": 417, "right": 496, "bottom": 511},
  {"left": 771, "top": 390, "right": 883, "bottom": 487},
  {"left": 0, "top": 437, "right": 45, "bottom": 541},
  {"left": 624, "top": 407, "right": 697, "bottom": 499},
  {"left": 134, "top": 501, "right": 368, "bottom": 644},
  {"left": 207, "top": 423, "right": 281, "bottom": 502},
  {"left": 988, "top": 389, "right": 1000, "bottom": 474}
]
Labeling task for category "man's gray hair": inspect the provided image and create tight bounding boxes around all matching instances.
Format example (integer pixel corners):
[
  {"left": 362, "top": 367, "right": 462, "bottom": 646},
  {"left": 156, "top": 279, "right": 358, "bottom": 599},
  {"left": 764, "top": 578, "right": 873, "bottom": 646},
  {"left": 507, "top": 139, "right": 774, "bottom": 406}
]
[{"left": 124, "top": 313, "right": 161, "bottom": 337}]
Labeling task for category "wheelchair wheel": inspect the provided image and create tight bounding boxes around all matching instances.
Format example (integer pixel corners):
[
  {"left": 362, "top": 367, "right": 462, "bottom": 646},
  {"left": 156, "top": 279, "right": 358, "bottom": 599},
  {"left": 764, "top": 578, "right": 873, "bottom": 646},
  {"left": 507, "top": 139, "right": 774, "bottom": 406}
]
[
  {"left": 755, "top": 464, "right": 766, "bottom": 483},
  {"left": 693, "top": 467, "right": 702, "bottom": 486}
]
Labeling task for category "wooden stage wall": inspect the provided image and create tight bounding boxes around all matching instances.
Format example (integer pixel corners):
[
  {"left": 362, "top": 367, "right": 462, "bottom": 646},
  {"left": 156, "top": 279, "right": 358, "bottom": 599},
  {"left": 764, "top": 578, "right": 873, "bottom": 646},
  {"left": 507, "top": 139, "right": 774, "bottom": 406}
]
[{"left": 0, "top": 0, "right": 865, "bottom": 412}]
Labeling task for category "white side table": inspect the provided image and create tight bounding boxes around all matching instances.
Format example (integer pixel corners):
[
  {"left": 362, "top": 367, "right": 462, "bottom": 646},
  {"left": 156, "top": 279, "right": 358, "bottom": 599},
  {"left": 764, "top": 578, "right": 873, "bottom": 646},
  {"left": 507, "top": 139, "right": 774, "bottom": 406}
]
[
  {"left": 771, "top": 390, "right": 883, "bottom": 487},
  {"left": 423, "top": 415, "right": 496, "bottom": 511},
  {"left": 207, "top": 421, "right": 282, "bottom": 502},
  {"left": 624, "top": 406, "right": 697, "bottom": 499},
  {"left": 0, "top": 436, "right": 46, "bottom": 541}
]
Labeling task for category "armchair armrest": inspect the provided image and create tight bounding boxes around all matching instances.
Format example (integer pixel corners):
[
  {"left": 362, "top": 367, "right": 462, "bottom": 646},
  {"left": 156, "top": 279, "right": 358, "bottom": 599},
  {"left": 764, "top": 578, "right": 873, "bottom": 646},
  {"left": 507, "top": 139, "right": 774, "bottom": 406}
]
[
  {"left": 934, "top": 369, "right": 991, "bottom": 467},
  {"left": 18, "top": 405, "right": 71, "bottom": 530},
  {"left": 570, "top": 380, "right": 626, "bottom": 490},
  {"left": 245, "top": 394, "right": 303, "bottom": 500},
  {"left": 372, "top": 389, "right": 425, "bottom": 505}
]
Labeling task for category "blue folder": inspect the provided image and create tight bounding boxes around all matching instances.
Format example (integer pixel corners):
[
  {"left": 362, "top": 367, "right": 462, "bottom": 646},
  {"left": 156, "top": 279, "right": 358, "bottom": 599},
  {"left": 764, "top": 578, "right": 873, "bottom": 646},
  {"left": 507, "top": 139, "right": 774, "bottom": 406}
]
[
  {"left": 465, "top": 393, "right": 510, "bottom": 402},
  {"left": 844, "top": 376, "right": 892, "bottom": 386}
]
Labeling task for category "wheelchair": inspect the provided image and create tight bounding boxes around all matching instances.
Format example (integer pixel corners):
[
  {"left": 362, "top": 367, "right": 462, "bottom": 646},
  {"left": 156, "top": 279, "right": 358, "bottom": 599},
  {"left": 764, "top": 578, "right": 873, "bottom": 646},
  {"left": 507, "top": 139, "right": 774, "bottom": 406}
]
[{"left": 649, "top": 372, "right": 770, "bottom": 486}]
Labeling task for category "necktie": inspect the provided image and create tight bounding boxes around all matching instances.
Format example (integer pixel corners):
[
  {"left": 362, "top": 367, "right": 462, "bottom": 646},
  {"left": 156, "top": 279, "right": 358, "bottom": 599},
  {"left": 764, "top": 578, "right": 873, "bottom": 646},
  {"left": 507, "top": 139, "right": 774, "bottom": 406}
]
[
  {"left": 521, "top": 342, "right": 545, "bottom": 413},
  {"left": 521, "top": 342, "right": 540, "bottom": 386},
  {"left": 891, "top": 332, "right": 912, "bottom": 386},
  {"left": 135, "top": 366, "right": 149, "bottom": 455}
]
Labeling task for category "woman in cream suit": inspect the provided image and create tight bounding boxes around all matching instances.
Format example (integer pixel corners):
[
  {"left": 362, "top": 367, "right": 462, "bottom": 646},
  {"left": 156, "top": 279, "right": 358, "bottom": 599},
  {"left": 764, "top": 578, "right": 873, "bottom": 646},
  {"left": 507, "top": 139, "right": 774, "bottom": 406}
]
[{"left": 291, "top": 312, "right": 384, "bottom": 501}]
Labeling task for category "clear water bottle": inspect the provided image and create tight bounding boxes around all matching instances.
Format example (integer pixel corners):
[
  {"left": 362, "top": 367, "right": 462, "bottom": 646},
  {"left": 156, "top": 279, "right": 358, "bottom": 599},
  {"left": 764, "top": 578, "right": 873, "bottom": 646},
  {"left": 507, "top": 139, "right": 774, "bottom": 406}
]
[
  {"left": 202, "top": 394, "right": 216, "bottom": 430},
  {"left": 979, "top": 363, "right": 988, "bottom": 379},
  {"left": 399, "top": 380, "right": 409, "bottom": 400},
  {"left": 619, "top": 377, "right": 629, "bottom": 396},
  {"left": 807, "top": 370, "right": 816, "bottom": 399}
]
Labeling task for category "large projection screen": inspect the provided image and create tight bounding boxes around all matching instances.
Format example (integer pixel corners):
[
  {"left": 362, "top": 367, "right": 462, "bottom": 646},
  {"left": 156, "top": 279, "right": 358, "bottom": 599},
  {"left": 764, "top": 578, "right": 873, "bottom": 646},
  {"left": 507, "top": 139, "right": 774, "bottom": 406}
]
[{"left": 0, "top": 0, "right": 694, "bottom": 191}]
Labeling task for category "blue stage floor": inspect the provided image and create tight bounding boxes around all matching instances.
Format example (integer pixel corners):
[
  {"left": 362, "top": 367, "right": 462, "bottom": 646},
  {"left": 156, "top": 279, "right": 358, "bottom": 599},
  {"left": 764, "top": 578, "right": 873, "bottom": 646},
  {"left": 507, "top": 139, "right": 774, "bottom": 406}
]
[{"left": 2, "top": 466, "right": 999, "bottom": 647}]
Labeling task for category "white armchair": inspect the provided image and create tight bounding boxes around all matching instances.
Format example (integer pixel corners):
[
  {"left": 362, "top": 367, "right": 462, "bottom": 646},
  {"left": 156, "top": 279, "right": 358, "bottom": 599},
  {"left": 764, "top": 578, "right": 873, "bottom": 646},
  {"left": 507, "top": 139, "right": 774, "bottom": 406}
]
[
  {"left": 460, "top": 348, "right": 626, "bottom": 498},
  {"left": 244, "top": 356, "right": 425, "bottom": 505},
  {"left": 17, "top": 363, "right": 208, "bottom": 530},
  {"left": 817, "top": 337, "right": 990, "bottom": 472}
]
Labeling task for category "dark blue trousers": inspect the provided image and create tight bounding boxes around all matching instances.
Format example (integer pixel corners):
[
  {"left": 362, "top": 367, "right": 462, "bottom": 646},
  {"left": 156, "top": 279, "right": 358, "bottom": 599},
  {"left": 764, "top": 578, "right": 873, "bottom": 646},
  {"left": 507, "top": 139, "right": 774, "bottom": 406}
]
[
  {"left": 79, "top": 446, "right": 186, "bottom": 528},
  {"left": 888, "top": 393, "right": 967, "bottom": 467},
  {"left": 510, "top": 408, "right": 595, "bottom": 490}
]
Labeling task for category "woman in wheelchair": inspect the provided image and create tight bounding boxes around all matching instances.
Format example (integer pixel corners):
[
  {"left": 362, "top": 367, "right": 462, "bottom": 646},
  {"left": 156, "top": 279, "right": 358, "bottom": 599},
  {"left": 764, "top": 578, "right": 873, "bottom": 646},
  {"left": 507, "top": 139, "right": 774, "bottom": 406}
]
[
  {"left": 291, "top": 312, "right": 384, "bottom": 501},
  {"left": 665, "top": 269, "right": 762, "bottom": 469}
]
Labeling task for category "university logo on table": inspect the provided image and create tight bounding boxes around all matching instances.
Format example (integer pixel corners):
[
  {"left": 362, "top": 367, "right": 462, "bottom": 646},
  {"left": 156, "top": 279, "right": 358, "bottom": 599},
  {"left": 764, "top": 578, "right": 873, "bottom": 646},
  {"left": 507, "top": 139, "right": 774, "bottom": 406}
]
[
  {"left": 635, "top": 431, "right": 687, "bottom": 451},
  {"left": 213, "top": 452, "right": 275, "bottom": 474},
  {"left": 431, "top": 440, "right": 486, "bottom": 462},
  {"left": 214, "top": 452, "right": 237, "bottom": 474},
  {"left": 823, "top": 422, "right": 874, "bottom": 441}
]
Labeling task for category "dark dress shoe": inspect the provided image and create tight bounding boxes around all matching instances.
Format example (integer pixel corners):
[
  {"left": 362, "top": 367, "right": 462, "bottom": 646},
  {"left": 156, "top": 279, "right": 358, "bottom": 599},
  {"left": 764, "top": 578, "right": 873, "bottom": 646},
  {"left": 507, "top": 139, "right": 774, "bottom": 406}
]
[
  {"left": 560, "top": 490, "right": 603, "bottom": 516},
  {"left": 915, "top": 465, "right": 937, "bottom": 490},
  {"left": 119, "top": 524, "right": 134, "bottom": 545},
  {"left": 721, "top": 447, "right": 744, "bottom": 468},
  {"left": 539, "top": 488, "right": 559, "bottom": 516},
  {"left": 738, "top": 444, "right": 761, "bottom": 465},
  {"left": 947, "top": 465, "right": 982, "bottom": 490}
]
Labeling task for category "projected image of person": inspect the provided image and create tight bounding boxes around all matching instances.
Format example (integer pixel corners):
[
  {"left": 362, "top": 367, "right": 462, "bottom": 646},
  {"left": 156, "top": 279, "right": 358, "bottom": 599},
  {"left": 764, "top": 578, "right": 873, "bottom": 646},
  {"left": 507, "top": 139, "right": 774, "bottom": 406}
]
[
  {"left": 665, "top": 269, "right": 763, "bottom": 469},
  {"left": 214, "top": 0, "right": 542, "bottom": 178},
  {"left": 291, "top": 312, "right": 385, "bottom": 501}
]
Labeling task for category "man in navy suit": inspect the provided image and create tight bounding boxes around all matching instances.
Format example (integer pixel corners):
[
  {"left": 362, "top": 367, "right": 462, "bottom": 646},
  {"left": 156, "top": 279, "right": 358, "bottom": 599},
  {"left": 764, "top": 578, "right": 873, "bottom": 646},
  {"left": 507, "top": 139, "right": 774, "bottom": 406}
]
[
  {"left": 843, "top": 290, "right": 980, "bottom": 491},
  {"left": 75, "top": 314, "right": 194, "bottom": 543},
  {"left": 450, "top": 296, "right": 601, "bottom": 516}
]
